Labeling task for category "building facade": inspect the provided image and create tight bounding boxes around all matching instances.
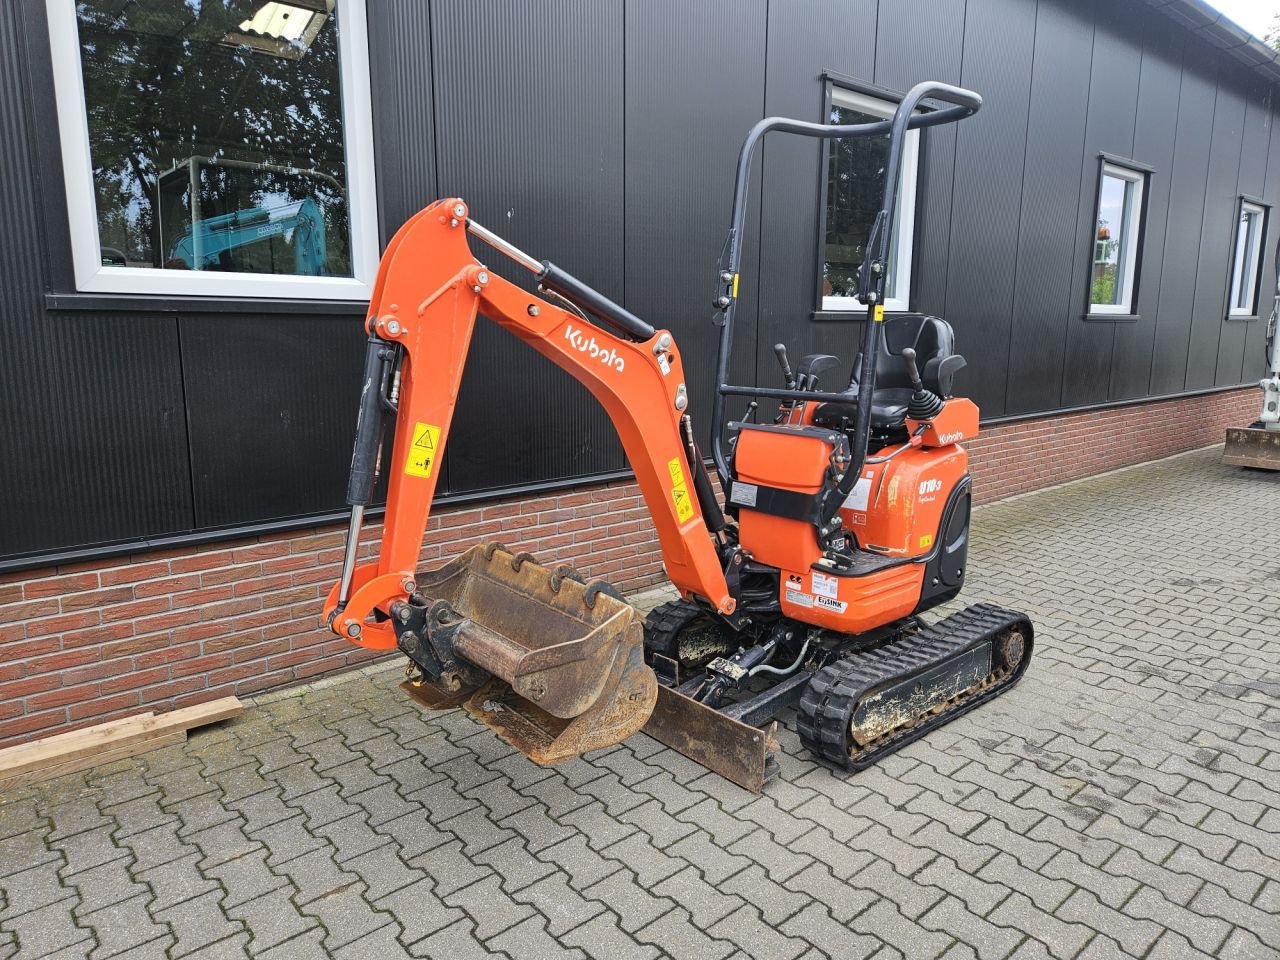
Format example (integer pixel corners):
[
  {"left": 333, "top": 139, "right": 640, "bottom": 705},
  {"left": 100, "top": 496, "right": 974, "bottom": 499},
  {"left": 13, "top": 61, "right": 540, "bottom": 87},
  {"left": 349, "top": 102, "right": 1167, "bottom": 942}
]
[{"left": 0, "top": 0, "right": 1273, "bottom": 743}]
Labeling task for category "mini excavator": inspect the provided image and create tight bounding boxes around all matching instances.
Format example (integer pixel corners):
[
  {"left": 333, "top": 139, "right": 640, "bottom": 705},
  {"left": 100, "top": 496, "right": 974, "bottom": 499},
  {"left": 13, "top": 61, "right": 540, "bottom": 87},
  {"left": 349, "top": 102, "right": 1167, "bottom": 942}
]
[{"left": 323, "top": 81, "right": 1033, "bottom": 791}]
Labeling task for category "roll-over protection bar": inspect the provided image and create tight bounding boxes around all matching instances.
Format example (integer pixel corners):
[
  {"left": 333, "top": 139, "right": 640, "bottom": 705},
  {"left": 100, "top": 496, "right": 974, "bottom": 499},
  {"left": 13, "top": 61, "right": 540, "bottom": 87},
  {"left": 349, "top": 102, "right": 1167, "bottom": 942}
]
[{"left": 708, "top": 81, "right": 982, "bottom": 526}]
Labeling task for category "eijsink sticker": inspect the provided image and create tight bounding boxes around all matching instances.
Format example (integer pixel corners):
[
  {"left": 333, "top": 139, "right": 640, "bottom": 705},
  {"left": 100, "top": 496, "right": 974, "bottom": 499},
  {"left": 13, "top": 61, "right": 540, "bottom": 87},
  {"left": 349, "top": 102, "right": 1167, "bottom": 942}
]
[{"left": 815, "top": 595, "right": 848, "bottom": 613}]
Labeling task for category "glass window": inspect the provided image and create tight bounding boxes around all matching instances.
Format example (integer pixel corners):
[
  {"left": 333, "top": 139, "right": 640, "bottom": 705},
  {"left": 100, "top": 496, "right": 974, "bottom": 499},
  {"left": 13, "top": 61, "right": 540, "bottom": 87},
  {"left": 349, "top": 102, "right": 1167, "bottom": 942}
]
[
  {"left": 1228, "top": 200, "right": 1267, "bottom": 317},
  {"left": 47, "top": 0, "right": 379, "bottom": 299},
  {"left": 1090, "top": 162, "right": 1146, "bottom": 315},
  {"left": 822, "top": 88, "right": 919, "bottom": 313}
]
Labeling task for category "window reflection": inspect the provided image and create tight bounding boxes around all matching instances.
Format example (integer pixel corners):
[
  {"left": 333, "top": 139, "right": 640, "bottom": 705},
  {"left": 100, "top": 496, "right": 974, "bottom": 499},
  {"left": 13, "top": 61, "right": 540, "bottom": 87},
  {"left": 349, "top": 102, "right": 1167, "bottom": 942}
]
[{"left": 77, "top": 0, "right": 351, "bottom": 277}]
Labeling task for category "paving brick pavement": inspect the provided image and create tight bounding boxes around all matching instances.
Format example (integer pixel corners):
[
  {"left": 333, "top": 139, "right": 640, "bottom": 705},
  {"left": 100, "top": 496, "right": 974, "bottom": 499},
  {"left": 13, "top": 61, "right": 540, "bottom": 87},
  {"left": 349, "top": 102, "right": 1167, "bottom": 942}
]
[{"left": 1, "top": 446, "right": 1278, "bottom": 959}]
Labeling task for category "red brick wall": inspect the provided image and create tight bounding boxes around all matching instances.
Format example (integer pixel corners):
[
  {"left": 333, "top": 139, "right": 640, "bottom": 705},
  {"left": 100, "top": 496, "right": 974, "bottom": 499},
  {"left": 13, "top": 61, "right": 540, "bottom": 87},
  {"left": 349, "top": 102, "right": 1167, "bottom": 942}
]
[
  {"left": 0, "top": 385, "right": 1260, "bottom": 748},
  {"left": 965, "top": 387, "right": 1261, "bottom": 503}
]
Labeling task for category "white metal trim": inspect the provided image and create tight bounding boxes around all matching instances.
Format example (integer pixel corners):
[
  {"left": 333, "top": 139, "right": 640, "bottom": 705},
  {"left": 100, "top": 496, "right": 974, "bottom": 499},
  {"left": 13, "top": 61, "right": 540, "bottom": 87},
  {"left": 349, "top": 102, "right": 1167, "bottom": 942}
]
[{"left": 45, "top": 0, "right": 379, "bottom": 301}]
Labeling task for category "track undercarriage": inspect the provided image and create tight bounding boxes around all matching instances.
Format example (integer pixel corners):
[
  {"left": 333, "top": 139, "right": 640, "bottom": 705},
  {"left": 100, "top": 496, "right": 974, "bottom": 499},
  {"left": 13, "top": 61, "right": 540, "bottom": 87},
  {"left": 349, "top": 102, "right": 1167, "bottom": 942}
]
[{"left": 642, "top": 598, "right": 1033, "bottom": 791}]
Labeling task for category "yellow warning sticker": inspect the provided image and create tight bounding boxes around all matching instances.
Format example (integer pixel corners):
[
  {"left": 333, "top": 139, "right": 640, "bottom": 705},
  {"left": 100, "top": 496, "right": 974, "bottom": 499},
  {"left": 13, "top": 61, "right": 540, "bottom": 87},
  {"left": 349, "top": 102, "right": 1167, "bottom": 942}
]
[
  {"left": 667, "top": 457, "right": 695, "bottom": 522},
  {"left": 919, "top": 533, "right": 934, "bottom": 549},
  {"left": 874, "top": 304, "right": 885, "bottom": 323},
  {"left": 404, "top": 422, "right": 441, "bottom": 478},
  {"left": 731, "top": 273, "right": 740, "bottom": 298}
]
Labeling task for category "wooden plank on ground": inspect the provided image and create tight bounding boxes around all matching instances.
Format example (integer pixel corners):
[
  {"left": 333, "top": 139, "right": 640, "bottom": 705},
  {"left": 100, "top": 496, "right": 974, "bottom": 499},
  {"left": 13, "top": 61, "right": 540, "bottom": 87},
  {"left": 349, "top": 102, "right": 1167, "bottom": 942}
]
[
  {"left": 0, "top": 731, "right": 187, "bottom": 791},
  {"left": 0, "top": 696, "right": 243, "bottom": 788}
]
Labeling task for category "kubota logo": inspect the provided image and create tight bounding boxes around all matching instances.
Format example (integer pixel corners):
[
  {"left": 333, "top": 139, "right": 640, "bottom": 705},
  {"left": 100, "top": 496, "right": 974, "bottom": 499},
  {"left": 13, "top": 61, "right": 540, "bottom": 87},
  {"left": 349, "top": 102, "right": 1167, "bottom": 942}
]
[{"left": 565, "top": 324, "right": 624, "bottom": 372}]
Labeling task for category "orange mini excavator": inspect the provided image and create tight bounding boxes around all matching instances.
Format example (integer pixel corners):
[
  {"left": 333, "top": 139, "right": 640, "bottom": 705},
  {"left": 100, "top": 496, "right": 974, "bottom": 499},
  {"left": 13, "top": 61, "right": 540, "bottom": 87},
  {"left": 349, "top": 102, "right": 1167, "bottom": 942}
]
[{"left": 323, "top": 81, "right": 1033, "bottom": 791}]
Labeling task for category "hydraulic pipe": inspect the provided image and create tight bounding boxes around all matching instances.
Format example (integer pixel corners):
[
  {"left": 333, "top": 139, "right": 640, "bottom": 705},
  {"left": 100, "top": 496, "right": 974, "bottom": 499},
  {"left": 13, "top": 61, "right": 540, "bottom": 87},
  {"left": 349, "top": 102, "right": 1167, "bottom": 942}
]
[{"left": 467, "top": 217, "right": 654, "bottom": 341}]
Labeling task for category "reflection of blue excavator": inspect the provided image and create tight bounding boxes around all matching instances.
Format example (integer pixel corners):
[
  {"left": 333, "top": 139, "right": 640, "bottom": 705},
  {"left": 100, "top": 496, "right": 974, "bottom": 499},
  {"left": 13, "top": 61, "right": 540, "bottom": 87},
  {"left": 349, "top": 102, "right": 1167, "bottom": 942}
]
[{"left": 166, "top": 197, "right": 326, "bottom": 275}]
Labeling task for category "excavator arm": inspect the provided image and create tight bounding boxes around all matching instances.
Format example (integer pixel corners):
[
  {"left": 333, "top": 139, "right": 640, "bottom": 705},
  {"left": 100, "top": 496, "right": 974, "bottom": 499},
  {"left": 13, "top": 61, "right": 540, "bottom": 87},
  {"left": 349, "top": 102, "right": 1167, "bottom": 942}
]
[
  {"left": 324, "top": 197, "right": 733, "bottom": 646},
  {"left": 320, "top": 198, "right": 733, "bottom": 764}
]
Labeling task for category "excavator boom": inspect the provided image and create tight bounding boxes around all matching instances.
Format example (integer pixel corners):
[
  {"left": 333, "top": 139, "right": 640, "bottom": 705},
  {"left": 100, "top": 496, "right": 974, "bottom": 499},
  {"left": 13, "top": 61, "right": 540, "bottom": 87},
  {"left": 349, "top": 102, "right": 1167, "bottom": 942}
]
[{"left": 323, "top": 198, "right": 733, "bottom": 763}]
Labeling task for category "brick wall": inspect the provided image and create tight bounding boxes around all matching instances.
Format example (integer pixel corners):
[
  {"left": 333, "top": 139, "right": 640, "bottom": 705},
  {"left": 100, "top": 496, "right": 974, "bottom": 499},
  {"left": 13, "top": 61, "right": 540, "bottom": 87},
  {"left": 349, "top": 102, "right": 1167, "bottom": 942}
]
[
  {"left": 0, "top": 385, "right": 1260, "bottom": 748},
  {"left": 965, "top": 386, "right": 1261, "bottom": 503}
]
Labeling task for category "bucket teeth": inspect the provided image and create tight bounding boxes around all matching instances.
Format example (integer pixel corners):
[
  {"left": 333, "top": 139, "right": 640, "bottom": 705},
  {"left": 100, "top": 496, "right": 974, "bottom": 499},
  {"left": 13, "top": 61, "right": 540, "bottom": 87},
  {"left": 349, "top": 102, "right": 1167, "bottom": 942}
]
[{"left": 399, "top": 543, "right": 657, "bottom": 764}]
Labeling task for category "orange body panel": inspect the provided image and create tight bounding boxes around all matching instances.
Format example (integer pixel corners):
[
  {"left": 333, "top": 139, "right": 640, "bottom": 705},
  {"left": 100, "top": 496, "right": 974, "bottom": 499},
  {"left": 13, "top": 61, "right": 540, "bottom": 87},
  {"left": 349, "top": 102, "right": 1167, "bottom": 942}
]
[
  {"left": 735, "top": 418, "right": 970, "bottom": 634},
  {"left": 909, "top": 397, "right": 979, "bottom": 448},
  {"left": 324, "top": 199, "right": 734, "bottom": 648},
  {"left": 840, "top": 443, "right": 969, "bottom": 556}
]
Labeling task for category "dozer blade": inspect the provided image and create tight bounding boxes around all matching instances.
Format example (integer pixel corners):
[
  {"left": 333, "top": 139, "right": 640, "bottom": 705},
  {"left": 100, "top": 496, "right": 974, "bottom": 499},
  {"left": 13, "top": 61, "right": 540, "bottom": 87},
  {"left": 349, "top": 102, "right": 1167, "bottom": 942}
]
[
  {"left": 643, "top": 685, "right": 780, "bottom": 794},
  {"left": 400, "top": 543, "right": 657, "bottom": 765},
  {"left": 1224, "top": 425, "right": 1280, "bottom": 470}
]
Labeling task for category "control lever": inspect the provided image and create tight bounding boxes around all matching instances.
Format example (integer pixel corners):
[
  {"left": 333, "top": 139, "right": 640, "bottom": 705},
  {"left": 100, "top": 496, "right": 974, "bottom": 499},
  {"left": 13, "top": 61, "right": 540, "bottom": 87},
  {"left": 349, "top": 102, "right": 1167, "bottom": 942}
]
[
  {"left": 901, "top": 347, "right": 924, "bottom": 391},
  {"left": 901, "top": 347, "right": 944, "bottom": 420},
  {"left": 773, "top": 343, "right": 797, "bottom": 390}
]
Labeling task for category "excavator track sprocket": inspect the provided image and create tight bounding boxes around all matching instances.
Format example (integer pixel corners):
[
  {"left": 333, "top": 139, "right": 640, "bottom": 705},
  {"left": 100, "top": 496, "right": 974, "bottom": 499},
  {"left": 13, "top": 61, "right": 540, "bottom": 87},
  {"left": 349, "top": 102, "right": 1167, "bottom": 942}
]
[{"left": 798, "top": 602, "right": 1033, "bottom": 770}]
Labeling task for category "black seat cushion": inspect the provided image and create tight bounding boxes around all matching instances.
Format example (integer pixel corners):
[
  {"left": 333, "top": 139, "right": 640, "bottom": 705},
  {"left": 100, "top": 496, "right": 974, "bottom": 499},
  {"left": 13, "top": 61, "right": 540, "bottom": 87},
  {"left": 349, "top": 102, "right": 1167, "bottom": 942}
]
[
  {"left": 811, "top": 314, "right": 961, "bottom": 432},
  {"left": 812, "top": 387, "right": 914, "bottom": 431}
]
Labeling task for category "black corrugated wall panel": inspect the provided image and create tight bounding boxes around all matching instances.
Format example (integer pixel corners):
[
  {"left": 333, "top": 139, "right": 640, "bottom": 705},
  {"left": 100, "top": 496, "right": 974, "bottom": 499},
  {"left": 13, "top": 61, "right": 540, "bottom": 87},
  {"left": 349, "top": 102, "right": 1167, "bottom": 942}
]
[
  {"left": 623, "top": 0, "right": 767, "bottom": 448},
  {"left": 1, "top": 0, "right": 194, "bottom": 560},
  {"left": 757, "top": 0, "right": 877, "bottom": 380},
  {"left": 2, "top": 313, "right": 193, "bottom": 559},
  {"left": 179, "top": 317, "right": 367, "bottom": 530},
  {"left": 944, "top": 0, "right": 1037, "bottom": 419},
  {"left": 1150, "top": 66, "right": 1217, "bottom": 395},
  {"left": 1215, "top": 83, "right": 1270, "bottom": 385},
  {"left": 1242, "top": 102, "right": 1280, "bottom": 382},
  {"left": 369, "top": 0, "right": 440, "bottom": 250},
  {"left": 428, "top": 0, "right": 626, "bottom": 494},
  {"left": 1111, "top": 25, "right": 1184, "bottom": 402},
  {"left": 6, "top": 0, "right": 1280, "bottom": 568},
  {"left": 1004, "top": 0, "right": 1093, "bottom": 415},
  {"left": 1186, "top": 82, "right": 1245, "bottom": 390},
  {"left": 873, "top": 0, "right": 965, "bottom": 319},
  {"left": 1062, "top": 1, "right": 1143, "bottom": 409}
]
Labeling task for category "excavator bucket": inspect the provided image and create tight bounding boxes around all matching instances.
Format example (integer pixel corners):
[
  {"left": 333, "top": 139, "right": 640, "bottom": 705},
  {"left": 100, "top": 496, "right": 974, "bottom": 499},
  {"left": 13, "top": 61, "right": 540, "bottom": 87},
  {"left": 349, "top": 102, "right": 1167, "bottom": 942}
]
[
  {"left": 398, "top": 544, "right": 657, "bottom": 764},
  {"left": 1224, "top": 425, "right": 1280, "bottom": 470}
]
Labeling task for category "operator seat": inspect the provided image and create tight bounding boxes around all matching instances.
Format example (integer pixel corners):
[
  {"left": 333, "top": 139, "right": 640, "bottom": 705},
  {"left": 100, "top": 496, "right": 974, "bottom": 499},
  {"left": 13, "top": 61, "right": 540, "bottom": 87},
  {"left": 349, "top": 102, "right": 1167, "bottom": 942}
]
[{"left": 812, "top": 313, "right": 965, "bottom": 431}]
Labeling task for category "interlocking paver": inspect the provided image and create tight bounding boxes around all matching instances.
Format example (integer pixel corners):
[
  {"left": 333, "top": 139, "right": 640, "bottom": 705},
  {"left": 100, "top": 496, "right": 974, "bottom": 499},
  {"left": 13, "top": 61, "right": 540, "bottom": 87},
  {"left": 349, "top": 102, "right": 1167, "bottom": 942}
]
[{"left": 2, "top": 448, "right": 1279, "bottom": 959}]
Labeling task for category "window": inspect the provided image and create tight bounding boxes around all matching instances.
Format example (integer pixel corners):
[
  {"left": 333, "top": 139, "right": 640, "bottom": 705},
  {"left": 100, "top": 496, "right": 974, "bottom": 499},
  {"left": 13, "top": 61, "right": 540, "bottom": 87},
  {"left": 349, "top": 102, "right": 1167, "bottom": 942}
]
[
  {"left": 46, "top": 0, "right": 379, "bottom": 300},
  {"left": 822, "top": 88, "right": 919, "bottom": 313},
  {"left": 1089, "top": 161, "right": 1146, "bottom": 316},
  {"left": 1228, "top": 199, "right": 1268, "bottom": 318}
]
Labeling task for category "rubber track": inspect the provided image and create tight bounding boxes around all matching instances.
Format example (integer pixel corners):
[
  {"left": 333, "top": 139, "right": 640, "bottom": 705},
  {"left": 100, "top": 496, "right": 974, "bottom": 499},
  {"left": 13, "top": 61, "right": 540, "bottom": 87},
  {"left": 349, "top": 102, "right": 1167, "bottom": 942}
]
[
  {"left": 642, "top": 599, "right": 705, "bottom": 664},
  {"left": 797, "top": 602, "right": 1034, "bottom": 770}
]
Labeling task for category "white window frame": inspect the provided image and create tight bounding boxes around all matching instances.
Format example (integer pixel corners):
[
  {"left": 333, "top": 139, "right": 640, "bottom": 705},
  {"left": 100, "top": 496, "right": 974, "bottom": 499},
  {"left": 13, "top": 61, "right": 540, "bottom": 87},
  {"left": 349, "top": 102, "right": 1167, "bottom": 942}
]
[
  {"left": 1089, "top": 161, "right": 1145, "bottom": 316},
  {"left": 1228, "top": 199, "right": 1267, "bottom": 318},
  {"left": 822, "top": 88, "right": 919, "bottom": 314},
  {"left": 45, "top": 0, "right": 380, "bottom": 301}
]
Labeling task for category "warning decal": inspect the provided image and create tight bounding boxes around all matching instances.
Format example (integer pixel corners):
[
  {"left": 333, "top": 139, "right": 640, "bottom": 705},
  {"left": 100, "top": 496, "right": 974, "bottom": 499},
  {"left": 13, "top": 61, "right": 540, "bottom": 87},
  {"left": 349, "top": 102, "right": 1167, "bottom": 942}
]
[
  {"left": 404, "top": 422, "right": 441, "bottom": 478},
  {"left": 667, "top": 457, "right": 695, "bottom": 522}
]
